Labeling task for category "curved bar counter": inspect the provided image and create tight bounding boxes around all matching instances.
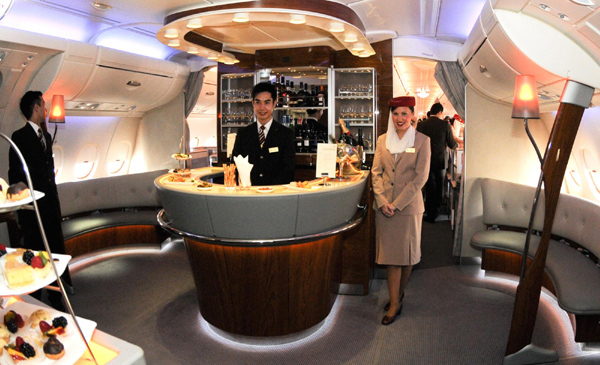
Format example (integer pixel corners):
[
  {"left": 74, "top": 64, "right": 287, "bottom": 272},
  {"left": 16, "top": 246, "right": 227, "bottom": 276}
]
[{"left": 155, "top": 167, "right": 369, "bottom": 338}]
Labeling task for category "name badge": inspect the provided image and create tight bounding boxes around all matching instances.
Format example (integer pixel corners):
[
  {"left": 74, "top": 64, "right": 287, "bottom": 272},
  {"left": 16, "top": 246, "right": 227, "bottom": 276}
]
[
  {"left": 269, "top": 147, "right": 279, "bottom": 153},
  {"left": 405, "top": 147, "right": 416, "bottom": 153}
]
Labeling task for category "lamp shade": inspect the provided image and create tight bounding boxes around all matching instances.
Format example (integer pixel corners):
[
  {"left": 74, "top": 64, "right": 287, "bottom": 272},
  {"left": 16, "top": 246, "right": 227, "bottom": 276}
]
[
  {"left": 512, "top": 75, "right": 540, "bottom": 119},
  {"left": 48, "top": 95, "right": 65, "bottom": 123}
]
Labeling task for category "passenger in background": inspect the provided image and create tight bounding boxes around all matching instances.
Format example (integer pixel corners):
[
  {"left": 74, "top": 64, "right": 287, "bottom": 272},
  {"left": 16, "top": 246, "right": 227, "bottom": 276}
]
[
  {"left": 8, "top": 91, "right": 72, "bottom": 311},
  {"left": 372, "top": 96, "right": 431, "bottom": 325},
  {"left": 232, "top": 82, "right": 295, "bottom": 185},
  {"left": 417, "top": 102, "right": 457, "bottom": 223},
  {"left": 451, "top": 114, "right": 465, "bottom": 148}
]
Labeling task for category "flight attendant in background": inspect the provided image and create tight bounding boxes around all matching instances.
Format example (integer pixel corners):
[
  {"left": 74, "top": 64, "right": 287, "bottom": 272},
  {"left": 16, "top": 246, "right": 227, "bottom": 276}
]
[
  {"left": 372, "top": 96, "right": 431, "bottom": 325},
  {"left": 8, "top": 91, "right": 73, "bottom": 311}
]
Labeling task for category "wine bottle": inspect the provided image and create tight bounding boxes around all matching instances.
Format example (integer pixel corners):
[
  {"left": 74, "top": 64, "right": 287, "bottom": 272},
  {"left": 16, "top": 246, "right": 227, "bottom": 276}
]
[
  {"left": 295, "top": 118, "right": 303, "bottom": 152},
  {"left": 338, "top": 119, "right": 357, "bottom": 146},
  {"left": 297, "top": 82, "right": 305, "bottom": 107}
]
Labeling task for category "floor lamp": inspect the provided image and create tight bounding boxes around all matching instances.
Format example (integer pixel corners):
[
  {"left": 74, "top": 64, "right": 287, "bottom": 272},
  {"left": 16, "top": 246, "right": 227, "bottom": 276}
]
[{"left": 504, "top": 78, "right": 594, "bottom": 364}]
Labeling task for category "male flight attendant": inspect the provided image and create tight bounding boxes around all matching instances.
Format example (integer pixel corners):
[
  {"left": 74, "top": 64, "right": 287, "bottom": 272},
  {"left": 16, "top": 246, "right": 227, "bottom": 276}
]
[
  {"left": 232, "top": 82, "right": 295, "bottom": 185},
  {"left": 8, "top": 91, "right": 72, "bottom": 311}
]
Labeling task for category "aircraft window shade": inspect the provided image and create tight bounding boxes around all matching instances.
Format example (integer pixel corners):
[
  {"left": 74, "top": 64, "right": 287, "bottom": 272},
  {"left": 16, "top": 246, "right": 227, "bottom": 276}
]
[
  {"left": 107, "top": 141, "right": 130, "bottom": 175},
  {"left": 569, "top": 169, "right": 581, "bottom": 187},
  {"left": 582, "top": 148, "right": 600, "bottom": 198},
  {"left": 52, "top": 145, "right": 63, "bottom": 180},
  {"left": 74, "top": 144, "right": 98, "bottom": 180}
]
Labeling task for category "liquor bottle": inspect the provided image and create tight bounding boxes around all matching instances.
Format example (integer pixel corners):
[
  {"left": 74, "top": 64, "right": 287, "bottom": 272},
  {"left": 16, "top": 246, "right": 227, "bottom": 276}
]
[
  {"left": 338, "top": 119, "right": 357, "bottom": 146},
  {"left": 295, "top": 118, "right": 303, "bottom": 152},
  {"left": 277, "top": 76, "right": 287, "bottom": 107},
  {"left": 303, "top": 120, "right": 311, "bottom": 153},
  {"left": 317, "top": 85, "right": 324, "bottom": 107},
  {"left": 282, "top": 80, "right": 291, "bottom": 107},
  {"left": 297, "top": 82, "right": 305, "bottom": 107},
  {"left": 288, "top": 81, "right": 297, "bottom": 107},
  {"left": 310, "top": 85, "right": 317, "bottom": 107},
  {"left": 329, "top": 134, "right": 338, "bottom": 144}
]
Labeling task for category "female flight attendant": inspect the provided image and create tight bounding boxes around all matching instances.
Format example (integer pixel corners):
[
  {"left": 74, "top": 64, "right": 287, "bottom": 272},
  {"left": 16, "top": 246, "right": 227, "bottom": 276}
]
[{"left": 372, "top": 96, "right": 431, "bottom": 325}]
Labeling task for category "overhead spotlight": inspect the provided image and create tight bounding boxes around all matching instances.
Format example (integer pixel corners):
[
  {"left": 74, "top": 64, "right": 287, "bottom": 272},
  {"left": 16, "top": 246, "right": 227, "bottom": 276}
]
[
  {"left": 223, "top": 59, "right": 236, "bottom": 65},
  {"left": 187, "top": 18, "right": 203, "bottom": 29},
  {"left": 539, "top": 4, "right": 551, "bottom": 11},
  {"left": 233, "top": 12, "right": 249, "bottom": 23},
  {"left": 91, "top": 2, "right": 112, "bottom": 11},
  {"left": 558, "top": 13, "right": 570, "bottom": 21},
  {"left": 329, "top": 22, "right": 344, "bottom": 33},
  {"left": 344, "top": 34, "right": 358, "bottom": 43},
  {"left": 164, "top": 29, "right": 179, "bottom": 39},
  {"left": 207, "top": 53, "right": 219, "bottom": 60},
  {"left": 352, "top": 42, "right": 364, "bottom": 52},
  {"left": 359, "top": 50, "right": 370, "bottom": 58},
  {"left": 167, "top": 39, "right": 180, "bottom": 47},
  {"left": 188, "top": 47, "right": 199, "bottom": 54},
  {"left": 290, "top": 14, "right": 306, "bottom": 25}
]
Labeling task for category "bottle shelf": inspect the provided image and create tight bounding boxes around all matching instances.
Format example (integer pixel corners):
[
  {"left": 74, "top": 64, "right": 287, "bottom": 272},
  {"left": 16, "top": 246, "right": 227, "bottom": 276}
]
[
  {"left": 335, "top": 95, "right": 373, "bottom": 99},
  {"left": 275, "top": 106, "right": 328, "bottom": 111},
  {"left": 221, "top": 98, "right": 252, "bottom": 103}
]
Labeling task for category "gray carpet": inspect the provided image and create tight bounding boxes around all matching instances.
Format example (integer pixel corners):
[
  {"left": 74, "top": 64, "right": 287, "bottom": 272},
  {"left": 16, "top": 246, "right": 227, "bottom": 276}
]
[{"left": 66, "top": 220, "right": 600, "bottom": 364}]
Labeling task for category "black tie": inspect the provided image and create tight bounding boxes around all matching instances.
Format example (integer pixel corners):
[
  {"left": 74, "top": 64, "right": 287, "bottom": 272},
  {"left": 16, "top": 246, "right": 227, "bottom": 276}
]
[{"left": 38, "top": 129, "right": 46, "bottom": 151}]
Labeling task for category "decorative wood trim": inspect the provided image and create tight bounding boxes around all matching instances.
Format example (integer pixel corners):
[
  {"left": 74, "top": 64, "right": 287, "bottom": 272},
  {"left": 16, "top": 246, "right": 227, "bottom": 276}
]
[{"left": 184, "top": 32, "right": 223, "bottom": 53}]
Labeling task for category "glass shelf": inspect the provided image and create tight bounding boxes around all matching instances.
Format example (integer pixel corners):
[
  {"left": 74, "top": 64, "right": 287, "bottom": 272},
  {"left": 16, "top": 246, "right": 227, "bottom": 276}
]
[{"left": 221, "top": 98, "right": 252, "bottom": 103}]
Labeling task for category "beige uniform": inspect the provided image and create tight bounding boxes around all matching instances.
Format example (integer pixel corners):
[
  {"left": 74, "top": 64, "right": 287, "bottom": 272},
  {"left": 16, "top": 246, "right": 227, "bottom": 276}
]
[{"left": 372, "top": 132, "right": 431, "bottom": 265}]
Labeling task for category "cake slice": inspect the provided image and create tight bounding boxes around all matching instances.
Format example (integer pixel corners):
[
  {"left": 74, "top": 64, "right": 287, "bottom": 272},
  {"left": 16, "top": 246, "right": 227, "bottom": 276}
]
[{"left": 5, "top": 261, "right": 35, "bottom": 288}]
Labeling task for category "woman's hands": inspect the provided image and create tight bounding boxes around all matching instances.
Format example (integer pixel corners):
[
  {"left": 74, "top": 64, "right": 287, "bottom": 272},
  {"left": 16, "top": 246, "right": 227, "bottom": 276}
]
[{"left": 381, "top": 203, "right": 396, "bottom": 218}]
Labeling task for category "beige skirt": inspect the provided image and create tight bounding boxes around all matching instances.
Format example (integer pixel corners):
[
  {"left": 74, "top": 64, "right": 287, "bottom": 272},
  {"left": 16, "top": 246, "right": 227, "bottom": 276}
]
[{"left": 375, "top": 210, "right": 422, "bottom": 266}]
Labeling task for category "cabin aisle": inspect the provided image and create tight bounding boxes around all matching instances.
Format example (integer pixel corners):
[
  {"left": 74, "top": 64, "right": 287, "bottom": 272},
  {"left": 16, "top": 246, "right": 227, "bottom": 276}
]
[{"left": 65, "top": 220, "right": 600, "bottom": 364}]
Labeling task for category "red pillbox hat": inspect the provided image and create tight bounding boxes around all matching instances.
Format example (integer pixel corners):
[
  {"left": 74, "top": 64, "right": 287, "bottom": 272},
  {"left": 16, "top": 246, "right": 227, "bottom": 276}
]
[{"left": 389, "top": 96, "right": 416, "bottom": 107}]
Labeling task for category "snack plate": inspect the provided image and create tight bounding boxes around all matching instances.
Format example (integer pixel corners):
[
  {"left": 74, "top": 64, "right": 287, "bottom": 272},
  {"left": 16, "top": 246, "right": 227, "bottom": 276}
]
[
  {"left": 0, "top": 249, "right": 71, "bottom": 297},
  {"left": 285, "top": 184, "right": 323, "bottom": 192},
  {"left": 0, "top": 301, "right": 96, "bottom": 365},
  {"left": 0, "top": 191, "right": 45, "bottom": 214},
  {"left": 255, "top": 187, "right": 274, "bottom": 194},
  {"left": 196, "top": 185, "right": 213, "bottom": 191}
]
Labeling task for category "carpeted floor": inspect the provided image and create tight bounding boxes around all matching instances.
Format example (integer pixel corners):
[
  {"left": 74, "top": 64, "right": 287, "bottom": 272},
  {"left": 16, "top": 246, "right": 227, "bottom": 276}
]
[{"left": 66, "top": 218, "right": 600, "bottom": 364}]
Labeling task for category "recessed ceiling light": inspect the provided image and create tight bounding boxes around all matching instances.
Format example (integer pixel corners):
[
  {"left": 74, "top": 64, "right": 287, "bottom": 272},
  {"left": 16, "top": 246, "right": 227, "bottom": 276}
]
[
  {"left": 290, "top": 14, "right": 306, "bottom": 25},
  {"left": 188, "top": 47, "right": 199, "bottom": 54},
  {"left": 91, "top": 2, "right": 112, "bottom": 11},
  {"left": 329, "top": 22, "right": 344, "bottom": 33},
  {"left": 167, "top": 39, "right": 180, "bottom": 47},
  {"left": 232, "top": 13, "right": 249, "bottom": 23},
  {"left": 164, "top": 29, "right": 179, "bottom": 39},
  {"left": 351, "top": 42, "right": 364, "bottom": 52},
  {"left": 344, "top": 34, "right": 358, "bottom": 43},
  {"left": 539, "top": 4, "right": 551, "bottom": 11},
  {"left": 187, "top": 18, "right": 203, "bottom": 29}
]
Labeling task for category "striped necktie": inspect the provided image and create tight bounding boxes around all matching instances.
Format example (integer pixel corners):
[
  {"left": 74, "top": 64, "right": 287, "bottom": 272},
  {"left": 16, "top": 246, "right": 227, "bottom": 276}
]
[
  {"left": 259, "top": 125, "right": 266, "bottom": 147},
  {"left": 38, "top": 129, "right": 46, "bottom": 151}
]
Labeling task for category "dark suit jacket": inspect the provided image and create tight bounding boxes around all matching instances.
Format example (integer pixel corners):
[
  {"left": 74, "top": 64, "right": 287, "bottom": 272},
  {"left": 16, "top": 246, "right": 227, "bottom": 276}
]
[
  {"left": 8, "top": 123, "right": 66, "bottom": 253},
  {"left": 231, "top": 121, "right": 295, "bottom": 185},
  {"left": 416, "top": 116, "right": 457, "bottom": 170}
]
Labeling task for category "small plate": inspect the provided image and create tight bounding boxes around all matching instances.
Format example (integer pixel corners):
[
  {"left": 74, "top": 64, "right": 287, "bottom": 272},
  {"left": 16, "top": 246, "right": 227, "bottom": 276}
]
[
  {"left": 196, "top": 185, "right": 213, "bottom": 191},
  {"left": 256, "top": 187, "right": 274, "bottom": 194}
]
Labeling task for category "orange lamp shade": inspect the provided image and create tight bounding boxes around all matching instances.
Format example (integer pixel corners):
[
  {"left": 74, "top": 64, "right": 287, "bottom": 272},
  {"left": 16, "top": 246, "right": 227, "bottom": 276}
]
[
  {"left": 48, "top": 95, "right": 66, "bottom": 123},
  {"left": 512, "top": 75, "right": 540, "bottom": 119}
]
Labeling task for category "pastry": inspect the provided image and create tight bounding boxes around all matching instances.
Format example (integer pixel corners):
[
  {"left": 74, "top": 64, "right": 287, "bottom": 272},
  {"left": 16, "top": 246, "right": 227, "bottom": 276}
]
[
  {"left": 0, "top": 323, "right": 10, "bottom": 342},
  {"left": 6, "top": 182, "right": 30, "bottom": 202},
  {"left": 5, "top": 248, "right": 26, "bottom": 263},
  {"left": 5, "top": 261, "right": 35, "bottom": 288},
  {"left": 43, "top": 337, "right": 64, "bottom": 360},
  {"left": 29, "top": 309, "right": 51, "bottom": 329},
  {"left": 0, "top": 178, "right": 8, "bottom": 204}
]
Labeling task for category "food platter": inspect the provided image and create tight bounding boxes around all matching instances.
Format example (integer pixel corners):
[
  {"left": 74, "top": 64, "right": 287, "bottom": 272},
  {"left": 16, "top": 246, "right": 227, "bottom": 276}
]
[
  {"left": 255, "top": 187, "right": 274, "bottom": 194},
  {"left": 0, "top": 249, "right": 71, "bottom": 297},
  {"left": 196, "top": 182, "right": 213, "bottom": 191},
  {"left": 285, "top": 183, "right": 323, "bottom": 192},
  {"left": 0, "top": 301, "right": 96, "bottom": 365},
  {"left": 0, "top": 191, "right": 45, "bottom": 214},
  {"left": 171, "top": 153, "right": 192, "bottom": 161}
]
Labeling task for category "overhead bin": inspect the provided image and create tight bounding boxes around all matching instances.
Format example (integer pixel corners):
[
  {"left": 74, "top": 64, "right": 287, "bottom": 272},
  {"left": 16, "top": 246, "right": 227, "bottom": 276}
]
[
  {"left": 28, "top": 33, "right": 190, "bottom": 116},
  {"left": 459, "top": 1, "right": 600, "bottom": 111}
]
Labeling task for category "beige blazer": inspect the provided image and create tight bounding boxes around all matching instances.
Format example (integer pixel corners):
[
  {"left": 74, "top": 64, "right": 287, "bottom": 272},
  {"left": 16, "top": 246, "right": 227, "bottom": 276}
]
[{"left": 372, "top": 131, "right": 431, "bottom": 215}]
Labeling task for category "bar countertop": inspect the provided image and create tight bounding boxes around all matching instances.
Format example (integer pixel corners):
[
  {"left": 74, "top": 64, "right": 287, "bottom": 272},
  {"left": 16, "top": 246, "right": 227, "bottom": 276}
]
[{"left": 154, "top": 167, "right": 368, "bottom": 244}]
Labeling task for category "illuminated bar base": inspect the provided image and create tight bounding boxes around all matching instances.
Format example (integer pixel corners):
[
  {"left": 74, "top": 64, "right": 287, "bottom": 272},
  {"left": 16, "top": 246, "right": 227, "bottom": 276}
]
[{"left": 185, "top": 236, "right": 341, "bottom": 338}]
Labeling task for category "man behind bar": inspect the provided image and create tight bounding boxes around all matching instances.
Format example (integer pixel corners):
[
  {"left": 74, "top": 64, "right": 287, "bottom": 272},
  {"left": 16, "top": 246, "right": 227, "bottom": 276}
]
[{"left": 232, "top": 82, "right": 295, "bottom": 185}]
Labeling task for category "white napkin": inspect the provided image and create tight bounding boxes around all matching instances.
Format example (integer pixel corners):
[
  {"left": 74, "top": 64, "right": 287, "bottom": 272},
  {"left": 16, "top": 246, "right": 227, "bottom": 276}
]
[{"left": 233, "top": 155, "right": 254, "bottom": 187}]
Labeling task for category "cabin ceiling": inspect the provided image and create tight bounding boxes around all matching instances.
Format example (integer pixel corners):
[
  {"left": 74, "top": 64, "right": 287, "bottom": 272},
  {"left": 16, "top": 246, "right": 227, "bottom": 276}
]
[{"left": 5, "top": 0, "right": 600, "bottom": 115}]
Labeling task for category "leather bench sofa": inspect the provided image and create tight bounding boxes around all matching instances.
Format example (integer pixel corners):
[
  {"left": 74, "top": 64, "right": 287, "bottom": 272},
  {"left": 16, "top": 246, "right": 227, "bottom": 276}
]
[
  {"left": 470, "top": 178, "right": 600, "bottom": 343},
  {"left": 58, "top": 170, "right": 169, "bottom": 257}
]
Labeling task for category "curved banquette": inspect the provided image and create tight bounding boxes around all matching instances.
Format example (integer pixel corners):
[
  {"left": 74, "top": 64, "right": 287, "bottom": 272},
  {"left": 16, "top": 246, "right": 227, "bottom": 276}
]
[
  {"left": 57, "top": 170, "right": 169, "bottom": 257},
  {"left": 470, "top": 178, "right": 600, "bottom": 343}
]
